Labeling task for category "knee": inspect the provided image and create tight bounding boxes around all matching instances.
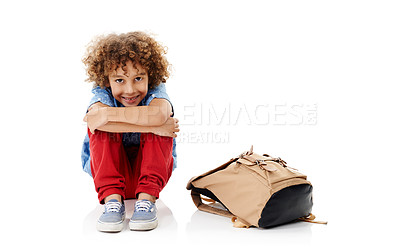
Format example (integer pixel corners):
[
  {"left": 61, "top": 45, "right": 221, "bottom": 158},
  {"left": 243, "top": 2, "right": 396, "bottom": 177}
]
[
  {"left": 141, "top": 133, "right": 172, "bottom": 144},
  {"left": 141, "top": 133, "right": 173, "bottom": 153},
  {"left": 88, "top": 129, "right": 122, "bottom": 144}
]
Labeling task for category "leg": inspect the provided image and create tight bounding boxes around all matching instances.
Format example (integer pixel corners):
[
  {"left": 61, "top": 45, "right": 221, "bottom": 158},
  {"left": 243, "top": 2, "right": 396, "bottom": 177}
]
[{"left": 134, "top": 133, "right": 174, "bottom": 199}]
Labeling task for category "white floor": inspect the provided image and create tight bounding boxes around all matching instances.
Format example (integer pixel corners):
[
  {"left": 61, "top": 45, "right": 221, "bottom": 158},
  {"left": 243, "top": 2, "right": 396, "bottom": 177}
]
[
  {"left": 77, "top": 171, "right": 397, "bottom": 247},
  {"left": 79, "top": 195, "right": 397, "bottom": 247}
]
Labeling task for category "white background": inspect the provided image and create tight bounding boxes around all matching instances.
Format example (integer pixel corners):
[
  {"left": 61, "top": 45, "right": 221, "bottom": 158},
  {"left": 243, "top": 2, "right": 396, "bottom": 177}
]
[{"left": 0, "top": 0, "right": 399, "bottom": 246}]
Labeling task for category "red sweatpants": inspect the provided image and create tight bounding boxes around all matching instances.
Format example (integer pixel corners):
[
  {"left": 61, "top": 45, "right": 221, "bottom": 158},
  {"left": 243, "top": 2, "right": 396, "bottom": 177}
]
[{"left": 88, "top": 129, "right": 173, "bottom": 204}]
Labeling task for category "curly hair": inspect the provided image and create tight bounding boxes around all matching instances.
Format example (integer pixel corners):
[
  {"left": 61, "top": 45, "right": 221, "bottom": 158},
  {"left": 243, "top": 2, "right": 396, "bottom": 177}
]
[{"left": 82, "top": 31, "right": 170, "bottom": 89}]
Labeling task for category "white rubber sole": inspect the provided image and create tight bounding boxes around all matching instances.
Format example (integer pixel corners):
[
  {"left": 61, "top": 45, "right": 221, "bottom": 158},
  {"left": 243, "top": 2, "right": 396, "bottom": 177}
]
[
  {"left": 96, "top": 213, "right": 125, "bottom": 232},
  {"left": 129, "top": 218, "right": 158, "bottom": 231},
  {"left": 96, "top": 220, "right": 124, "bottom": 232}
]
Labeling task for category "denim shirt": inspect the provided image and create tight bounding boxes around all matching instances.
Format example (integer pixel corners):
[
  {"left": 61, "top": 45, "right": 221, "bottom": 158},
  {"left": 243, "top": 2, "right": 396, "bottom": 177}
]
[{"left": 81, "top": 83, "right": 177, "bottom": 176}]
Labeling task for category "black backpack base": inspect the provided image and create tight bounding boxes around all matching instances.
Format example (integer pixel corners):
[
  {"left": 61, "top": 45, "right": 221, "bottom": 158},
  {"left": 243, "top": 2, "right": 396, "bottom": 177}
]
[{"left": 259, "top": 184, "right": 313, "bottom": 228}]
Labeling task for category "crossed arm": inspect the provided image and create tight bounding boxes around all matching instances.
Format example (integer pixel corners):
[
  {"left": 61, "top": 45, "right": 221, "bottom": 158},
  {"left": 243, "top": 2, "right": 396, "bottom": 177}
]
[{"left": 84, "top": 98, "right": 179, "bottom": 138}]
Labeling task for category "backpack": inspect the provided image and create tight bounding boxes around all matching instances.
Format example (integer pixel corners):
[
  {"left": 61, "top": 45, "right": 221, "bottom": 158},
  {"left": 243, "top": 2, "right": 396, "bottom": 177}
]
[{"left": 186, "top": 146, "right": 327, "bottom": 228}]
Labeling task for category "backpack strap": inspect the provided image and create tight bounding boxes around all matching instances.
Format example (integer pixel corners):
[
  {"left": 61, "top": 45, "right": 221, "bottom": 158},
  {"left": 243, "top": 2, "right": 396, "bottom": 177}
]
[
  {"left": 190, "top": 191, "right": 252, "bottom": 228},
  {"left": 298, "top": 213, "right": 328, "bottom": 224},
  {"left": 190, "top": 190, "right": 234, "bottom": 218}
]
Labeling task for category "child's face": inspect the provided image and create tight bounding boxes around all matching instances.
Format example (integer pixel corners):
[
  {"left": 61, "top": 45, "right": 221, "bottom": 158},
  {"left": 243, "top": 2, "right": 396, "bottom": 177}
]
[{"left": 107, "top": 60, "right": 148, "bottom": 107}]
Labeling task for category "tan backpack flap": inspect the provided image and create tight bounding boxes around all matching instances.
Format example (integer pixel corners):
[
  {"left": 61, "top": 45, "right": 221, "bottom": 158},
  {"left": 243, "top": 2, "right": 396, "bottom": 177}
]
[
  {"left": 236, "top": 153, "right": 309, "bottom": 189},
  {"left": 186, "top": 157, "right": 238, "bottom": 190},
  {"left": 237, "top": 154, "right": 278, "bottom": 172}
]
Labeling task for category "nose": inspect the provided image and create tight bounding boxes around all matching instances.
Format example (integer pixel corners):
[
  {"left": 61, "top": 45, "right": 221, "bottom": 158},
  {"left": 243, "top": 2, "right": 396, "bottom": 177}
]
[{"left": 124, "top": 80, "right": 136, "bottom": 95}]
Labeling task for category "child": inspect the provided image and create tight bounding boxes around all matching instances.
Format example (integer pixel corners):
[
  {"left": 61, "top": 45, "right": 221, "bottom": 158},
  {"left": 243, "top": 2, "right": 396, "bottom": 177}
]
[{"left": 81, "top": 31, "right": 179, "bottom": 232}]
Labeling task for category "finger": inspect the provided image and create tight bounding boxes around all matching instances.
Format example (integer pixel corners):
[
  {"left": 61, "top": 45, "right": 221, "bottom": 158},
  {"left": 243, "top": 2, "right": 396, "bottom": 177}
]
[
  {"left": 174, "top": 118, "right": 179, "bottom": 123},
  {"left": 173, "top": 133, "right": 177, "bottom": 138}
]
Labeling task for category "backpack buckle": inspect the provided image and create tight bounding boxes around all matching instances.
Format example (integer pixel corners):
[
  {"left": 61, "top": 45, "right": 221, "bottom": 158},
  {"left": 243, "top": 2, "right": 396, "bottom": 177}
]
[
  {"left": 256, "top": 159, "right": 277, "bottom": 172},
  {"left": 277, "top": 157, "right": 287, "bottom": 167}
]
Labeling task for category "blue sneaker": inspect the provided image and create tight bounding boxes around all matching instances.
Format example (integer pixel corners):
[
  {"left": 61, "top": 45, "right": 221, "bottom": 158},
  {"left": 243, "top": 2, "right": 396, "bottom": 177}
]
[
  {"left": 96, "top": 199, "right": 125, "bottom": 232},
  {"left": 129, "top": 199, "right": 158, "bottom": 230}
]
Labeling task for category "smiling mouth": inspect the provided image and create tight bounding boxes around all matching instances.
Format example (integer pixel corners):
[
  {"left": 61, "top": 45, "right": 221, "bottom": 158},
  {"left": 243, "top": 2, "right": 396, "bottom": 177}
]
[{"left": 122, "top": 95, "right": 140, "bottom": 103}]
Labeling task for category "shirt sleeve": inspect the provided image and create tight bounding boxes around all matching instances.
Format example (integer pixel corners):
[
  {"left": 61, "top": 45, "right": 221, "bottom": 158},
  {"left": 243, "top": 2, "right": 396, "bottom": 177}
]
[
  {"left": 87, "top": 86, "right": 116, "bottom": 111},
  {"left": 142, "top": 83, "right": 174, "bottom": 116}
]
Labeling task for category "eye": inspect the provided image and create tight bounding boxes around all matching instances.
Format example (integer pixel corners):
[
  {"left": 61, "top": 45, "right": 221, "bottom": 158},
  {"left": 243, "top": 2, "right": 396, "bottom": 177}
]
[
  {"left": 135, "top": 77, "right": 143, "bottom": 82},
  {"left": 115, "top": 79, "right": 124, "bottom": 83}
]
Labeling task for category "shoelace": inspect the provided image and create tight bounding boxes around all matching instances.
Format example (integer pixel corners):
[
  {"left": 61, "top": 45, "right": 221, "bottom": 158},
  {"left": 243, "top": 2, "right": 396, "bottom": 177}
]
[
  {"left": 105, "top": 201, "right": 123, "bottom": 213},
  {"left": 135, "top": 200, "right": 152, "bottom": 212}
]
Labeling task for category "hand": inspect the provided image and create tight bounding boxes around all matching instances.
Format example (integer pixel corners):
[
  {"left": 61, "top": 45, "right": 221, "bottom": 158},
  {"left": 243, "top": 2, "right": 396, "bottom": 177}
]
[
  {"left": 83, "top": 105, "right": 108, "bottom": 134},
  {"left": 152, "top": 117, "right": 180, "bottom": 138}
]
